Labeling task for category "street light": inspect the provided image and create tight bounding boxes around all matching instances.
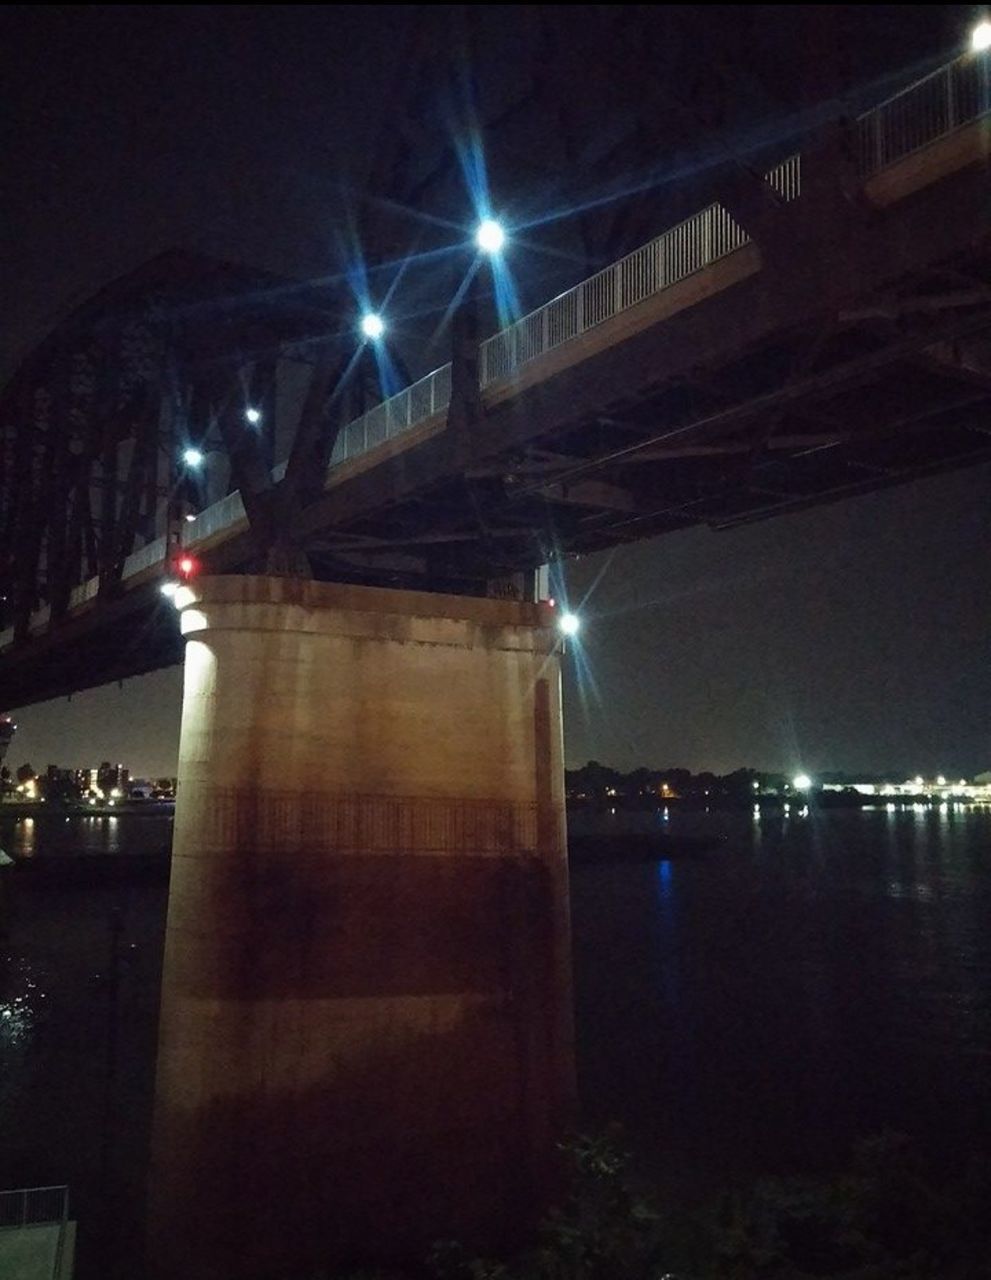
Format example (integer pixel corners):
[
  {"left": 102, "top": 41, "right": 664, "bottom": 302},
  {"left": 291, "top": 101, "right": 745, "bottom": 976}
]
[
  {"left": 972, "top": 19, "right": 991, "bottom": 51},
  {"left": 182, "top": 447, "right": 204, "bottom": 468},
  {"left": 245, "top": 406, "right": 262, "bottom": 425},
  {"left": 558, "top": 611, "right": 580, "bottom": 637},
  {"left": 793, "top": 773, "right": 812, "bottom": 792},
  {"left": 475, "top": 218, "right": 506, "bottom": 254},
  {"left": 360, "top": 312, "right": 385, "bottom": 340}
]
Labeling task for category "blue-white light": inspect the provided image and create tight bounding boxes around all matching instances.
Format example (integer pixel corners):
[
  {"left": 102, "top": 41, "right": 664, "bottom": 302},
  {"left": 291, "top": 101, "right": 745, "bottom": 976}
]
[
  {"left": 793, "top": 773, "right": 812, "bottom": 792},
  {"left": 182, "top": 447, "right": 204, "bottom": 468},
  {"left": 245, "top": 406, "right": 262, "bottom": 425},
  {"left": 476, "top": 218, "right": 506, "bottom": 254},
  {"left": 558, "top": 611, "right": 580, "bottom": 637},
  {"left": 972, "top": 20, "right": 991, "bottom": 51},
  {"left": 360, "top": 312, "right": 385, "bottom": 340}
]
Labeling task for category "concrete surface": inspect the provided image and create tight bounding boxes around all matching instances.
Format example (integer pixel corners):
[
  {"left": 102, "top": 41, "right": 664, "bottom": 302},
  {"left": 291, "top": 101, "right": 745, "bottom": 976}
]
[{"left": 148, "top": 578, "right": 575, "bottom": 1280}]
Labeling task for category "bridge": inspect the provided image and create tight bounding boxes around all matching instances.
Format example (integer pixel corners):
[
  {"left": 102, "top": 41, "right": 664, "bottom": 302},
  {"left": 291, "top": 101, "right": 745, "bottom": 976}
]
[
  {"left": 3, "top": 48, "right": 991, "bottom": 708},
  {"left": 5, "top": 40, "right": 991, "bottom": 1280}
]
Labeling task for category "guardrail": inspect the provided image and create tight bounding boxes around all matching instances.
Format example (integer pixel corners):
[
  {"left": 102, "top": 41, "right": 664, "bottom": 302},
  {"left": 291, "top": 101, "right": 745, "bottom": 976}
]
[
  {"left": 0, "top": 1184, "right": 68, "bottom": 1229},
  {"left": 856, "top": 50, "right": 991, "bottom": 175},
  {"left": 4, "top": 49, "right": 988, "bottom": 650},
  {"left": 121, "top": 535, "right": 167, "bottom": 580}
]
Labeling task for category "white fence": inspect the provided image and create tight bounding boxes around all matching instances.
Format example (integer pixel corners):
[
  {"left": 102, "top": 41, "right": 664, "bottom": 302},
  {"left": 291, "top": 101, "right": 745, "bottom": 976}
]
[{"left": 857, "top": 52, "right": 990, "bottom": 174}]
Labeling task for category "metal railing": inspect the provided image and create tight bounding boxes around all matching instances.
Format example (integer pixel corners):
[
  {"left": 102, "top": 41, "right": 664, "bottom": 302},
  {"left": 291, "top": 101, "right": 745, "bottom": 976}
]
[
  {"left": 68, "top": 576, "right": 99, "bottom": 610},
  {"left": 0, "top": 1184, "right": 69, "bottom": 1230},
  {"left": 480, "top": 201, "right": 753, "bottom": 388},
  {"left": 857, "top": 49, "right": 990, "bottom": 175},
  {"left": 184, "top": 489, "right": 246, "bottom": 545},
  {"left": 121, "top": 535, "right": 167, "bottom": 580},
  {"left": 327, "top": 361, "right": 453, "bottom": 470},
  {"left": 2, "top": 50, "right": 986, "bottom": 652}
]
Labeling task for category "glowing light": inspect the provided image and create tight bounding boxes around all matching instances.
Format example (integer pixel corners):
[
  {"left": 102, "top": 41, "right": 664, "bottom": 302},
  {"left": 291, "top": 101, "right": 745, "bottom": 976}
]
[
  {"left": 937, "top": 775, "right": 947, "bottom": 786},
  {"left": 245, "top": 407, "right": 262, "bottom": 425},
  {"left": 178, "top": 556, "right": 197, "bottom": 578},
  {"left": 360, "top": 312, "right": 385, "bottom": 340},
  {"left": 558, "top": 611, "right": 580, "bottom": 637},
  {"left": 793, "top": 773, "right": 812, "bottom": 791},
  {"left": 182, "top": 447, "right": 204, "bottom": 468},
  {"left": 475, "top": 218, "right": 505, "bottom": 254},
  {"left": 184, "top": 513, "right": 197, "bottom": 523},
  {"left": 972, "top": 19, "right": 991, "bottom": 51},
  {"left": 160, "top": 581, "right": 179, "bottom": 599},
  {"left": 914, "top": 776, "right": 924, "bottom": 787}
]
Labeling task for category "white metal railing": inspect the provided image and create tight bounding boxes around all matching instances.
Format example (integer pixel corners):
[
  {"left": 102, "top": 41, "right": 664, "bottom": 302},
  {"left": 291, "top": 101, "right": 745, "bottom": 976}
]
[
  {"left": 480, "top": 200, "right": 753, "bottom": 388},
  {"left": 121, "top": 535, "right": 167, "bottom": 580},
  {"left": 857, "top": 49, "right": 990, "bottom": 175},
  {"left": 0, "top": 1184, "right": 69, "bottom": 1230},
  {"left": 328, "top": 362, "right": 453, "bottom": 468},
  {"left": 2, "top": 50, "right": 985, "bottom": 652},
  {"left": 184, "top": 489, "right": 246, "bottom": 546},
  {"left": 68, "top": 576, "right": 99, "bottom": 610},
  {"left": 767, "top": 152, "right": 802, "bottom": 202}
]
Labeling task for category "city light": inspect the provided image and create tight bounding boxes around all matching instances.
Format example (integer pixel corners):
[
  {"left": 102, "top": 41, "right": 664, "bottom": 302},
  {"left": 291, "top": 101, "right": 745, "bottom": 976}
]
[
  {"left": 182, "top": 447, "right": 204, "bottom": 468},
  {"left": 177, "top": 555, "right": 197, "bottom": 578},
  {"left": 185, "top": 512, "right": 197, "bottom": 523},
  {"left": 937, "top": 775, "right": 947, "bottom": 786},
  {"left": 475, "top": 218, "right": 506, "bottom": 254},
  {"left": 360, "top": 312, "right": 385, "bottom": 340},
  {"left": 160, "top": 581, "right": 178, "bottom": 599},
  {"left": 972, "top": 19, "right": 991, "bottom": 52},
  {"left": 558, "top": 611, "right": 580, "bottom": 637},
  {"left": 245, "top": 406, "right": 262, "bottom": 425},
  {"left": 914, "top": 776, "right": 924, "bottom": 787},
  {"left": 793, "top": 773, "right": 812, "bottom": 791}
]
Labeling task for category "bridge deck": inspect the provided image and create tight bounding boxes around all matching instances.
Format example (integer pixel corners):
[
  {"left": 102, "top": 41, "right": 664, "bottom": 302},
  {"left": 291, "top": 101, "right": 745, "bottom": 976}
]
[{"left": 3, "top": 50, "right": 991, "bottom": 705}]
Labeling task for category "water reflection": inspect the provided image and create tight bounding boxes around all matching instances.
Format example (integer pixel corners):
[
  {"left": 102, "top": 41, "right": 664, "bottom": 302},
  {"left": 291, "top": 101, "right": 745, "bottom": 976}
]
[
  {"left": 570, "top": 806, "right": 991, "bottom": 1188},
  {"left": 0, "top": 811, "right": 170, "bottom": 860}
]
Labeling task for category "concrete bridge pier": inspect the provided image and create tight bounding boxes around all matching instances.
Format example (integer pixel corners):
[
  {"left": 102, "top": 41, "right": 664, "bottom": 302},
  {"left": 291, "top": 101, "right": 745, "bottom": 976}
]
[{"left": 147, "top": 576, "right": 575, "bottom": 1280}]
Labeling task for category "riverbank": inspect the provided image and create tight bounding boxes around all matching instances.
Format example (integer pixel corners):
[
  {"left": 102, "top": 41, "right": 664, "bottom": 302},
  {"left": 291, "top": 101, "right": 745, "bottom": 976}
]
[{"left": 1, "top": 800, "right": 174, "bottom": 818}]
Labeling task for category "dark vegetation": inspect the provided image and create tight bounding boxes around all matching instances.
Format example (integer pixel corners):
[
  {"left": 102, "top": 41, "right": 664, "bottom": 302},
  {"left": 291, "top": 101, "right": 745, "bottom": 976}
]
[{"left": 296, "top": 1129, "right": 991, "bottom": 1280}]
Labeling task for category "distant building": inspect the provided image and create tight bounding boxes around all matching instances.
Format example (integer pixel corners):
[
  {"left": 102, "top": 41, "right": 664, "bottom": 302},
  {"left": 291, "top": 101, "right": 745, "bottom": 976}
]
[
  {"left": 96, "top": 761, "right": 129, "bottom": 795},
  {"left": 821, "top": 776, "right": 991, "bottom": 801}
]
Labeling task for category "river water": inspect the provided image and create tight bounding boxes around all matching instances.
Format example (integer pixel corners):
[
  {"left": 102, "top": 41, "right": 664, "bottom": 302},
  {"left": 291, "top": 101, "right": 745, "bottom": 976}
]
[{"left": 1, "top": 805, "right": 990, "bottom": 1274}]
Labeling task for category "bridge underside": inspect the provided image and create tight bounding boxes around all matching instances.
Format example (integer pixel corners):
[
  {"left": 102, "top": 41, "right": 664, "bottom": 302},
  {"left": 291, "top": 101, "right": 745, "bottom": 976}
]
[{"left": 3, "top": 123, "right": 991, "bottom": 708}]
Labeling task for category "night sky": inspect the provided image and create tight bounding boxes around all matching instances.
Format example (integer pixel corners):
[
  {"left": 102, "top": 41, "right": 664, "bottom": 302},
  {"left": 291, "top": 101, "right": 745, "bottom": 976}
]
[{"left": 3, "top": 4, "right": 988, "bottom": 780}]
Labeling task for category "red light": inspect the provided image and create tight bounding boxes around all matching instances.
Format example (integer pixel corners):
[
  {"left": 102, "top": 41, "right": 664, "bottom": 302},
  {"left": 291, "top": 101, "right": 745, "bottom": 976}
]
[
  {"left": 177, "top": 556, "right": 197, "bottom": 578},
  {"left": 548, "top": 597, "right": 556, "bottom": 608}
]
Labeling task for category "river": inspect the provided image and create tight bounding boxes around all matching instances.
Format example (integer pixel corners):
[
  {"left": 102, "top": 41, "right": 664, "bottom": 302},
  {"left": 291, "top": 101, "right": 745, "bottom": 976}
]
[{"left": 1, "top": 804, "right": 990, "bottom": 1275}]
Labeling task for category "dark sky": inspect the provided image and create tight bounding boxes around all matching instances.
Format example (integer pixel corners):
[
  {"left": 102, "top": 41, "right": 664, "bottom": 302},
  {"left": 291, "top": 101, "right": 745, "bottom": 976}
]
[{"left": 3, "top": 4, "right": 988, "bottom": 779}]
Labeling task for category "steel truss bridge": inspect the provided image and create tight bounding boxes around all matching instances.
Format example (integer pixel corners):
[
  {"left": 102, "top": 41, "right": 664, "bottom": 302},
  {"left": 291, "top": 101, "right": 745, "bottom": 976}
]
[{"left": 2, "top": 49, "right": 991, "bottom": 707}]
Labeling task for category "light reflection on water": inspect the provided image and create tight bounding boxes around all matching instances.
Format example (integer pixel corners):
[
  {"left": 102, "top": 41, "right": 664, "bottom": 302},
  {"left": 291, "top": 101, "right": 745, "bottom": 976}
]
[
  {"left": 570, "top": 805, "right": 991, "bottom": 1192},
  {"left": 1, "top": 807, "right": 990, "bottom": 1237},
  {"left": 2, "top": 811, "right": 159, "bottom": 860}
]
